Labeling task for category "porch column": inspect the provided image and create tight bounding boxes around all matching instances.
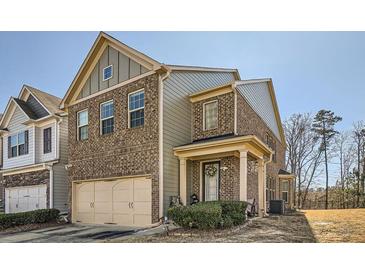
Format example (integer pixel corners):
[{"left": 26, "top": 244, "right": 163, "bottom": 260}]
[
  {"left": 179, "top": 157, "right": 187, "bottom": 205},
  {"left": 239, "top": 150, "right": 248, "bottom": 201},
  {"left": 257, "top": 158, "right": 267, "bottom": 217}
]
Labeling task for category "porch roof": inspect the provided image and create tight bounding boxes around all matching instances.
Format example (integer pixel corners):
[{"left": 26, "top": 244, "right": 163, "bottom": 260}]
[{"left": 173, "top": 135, "right": 273, "bottom": 160}]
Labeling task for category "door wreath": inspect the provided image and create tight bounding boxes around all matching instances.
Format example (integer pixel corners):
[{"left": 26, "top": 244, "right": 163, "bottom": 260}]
[{"left": 205, "top": 164, "right": 218, "bottom": 177}]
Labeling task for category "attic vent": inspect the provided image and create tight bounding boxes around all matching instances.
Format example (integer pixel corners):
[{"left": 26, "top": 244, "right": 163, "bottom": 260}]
[{"left": 103, "top": 65, "right": 113, "bottom": 81}]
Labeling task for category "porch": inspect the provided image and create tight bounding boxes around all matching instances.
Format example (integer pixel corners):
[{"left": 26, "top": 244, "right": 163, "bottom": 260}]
[{"left": 173, "top": 135, "right": 273, "bottom": 217}]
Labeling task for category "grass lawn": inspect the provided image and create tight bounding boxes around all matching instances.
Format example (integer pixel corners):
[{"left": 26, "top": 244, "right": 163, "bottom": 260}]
[{"left": 302, "top": 208, "right": 365, "bottom": 243}]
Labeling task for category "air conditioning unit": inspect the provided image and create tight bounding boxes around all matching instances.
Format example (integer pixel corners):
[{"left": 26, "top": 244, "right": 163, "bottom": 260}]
[{"left": 269, "top": 200, "right": 285, "bottom": 214}]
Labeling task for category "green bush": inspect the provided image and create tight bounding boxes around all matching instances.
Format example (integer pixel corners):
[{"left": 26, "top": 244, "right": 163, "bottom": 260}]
[
  {"left": 168, "top": 202, "right": 222, "bottom": 229},
  {"left": 0, "top": 209, "right": 60, "bottom": 230},
  {"left": 168, "top": 201, "right": 247, "bottom": 229}
]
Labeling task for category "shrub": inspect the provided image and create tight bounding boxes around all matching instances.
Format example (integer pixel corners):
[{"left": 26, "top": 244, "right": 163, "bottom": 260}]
[
  {"left": 168, "top": 201, "right": 248, "bottom": 229},
  {"left": 168, "top": 202, "right": 222, "bottom": 229},
  {"left": 0, "top": 209, "right": 60, "bottom": 230}
]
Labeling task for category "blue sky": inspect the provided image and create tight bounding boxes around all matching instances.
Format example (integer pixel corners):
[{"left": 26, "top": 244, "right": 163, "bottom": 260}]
[{"left": 0, "top": 32, "right": 364, "bottom": 131}]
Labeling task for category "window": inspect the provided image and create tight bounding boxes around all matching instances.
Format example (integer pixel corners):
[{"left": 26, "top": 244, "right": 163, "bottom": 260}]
[
  {"left": 43, "top": 127, "right": 52, "bottom": 154},
  {"left": 129, "top": 90, "right": 145, "bottom": 128},
  {"left": 281, "top": 181, "right": 289, "bottom": 203},
  {"left": 203, "top": 101, "right": 218, "bottom": 130},
  {"left": 8, "top": 131, "right": 28, "bottom": 158},
  {"left": 103, "top": 65, "right": 113, "bottom": 81},
  {"left": 100, "top": 100, "right": 114, "bottom": 135},
  {"left": 266, "top": 176, "right": 276, "bottom": 201},
  {"left": 10, "top": 135, "right": 18, "bottom": 158},
  {"left": 77, "top": 110, "right": 89, "bottom": 141}
]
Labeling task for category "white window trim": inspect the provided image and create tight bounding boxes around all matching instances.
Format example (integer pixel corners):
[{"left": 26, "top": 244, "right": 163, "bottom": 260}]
[
  {"left": 100, "top": 100, "right": 114, "bottom": 135},
  {"left": 128, "top": 88, "right": 145, "bottom": 129},
  {"left": 102, "top": 65, "right": 113, "bottom": 81},
  {"left": 43, "top": 127, "right": 52, "bottom": 154},
  {"left": 9, "top": 134, "right": 18, "bottom": 158},
  {"left": 9, "top": 131, "right": 27, "bottom": 158},
  {"left": 203, "top": 100, "right": 218, "bottom": 131},
  {"left": 77, "top": 109, "right": 89, "bottom": 141}
]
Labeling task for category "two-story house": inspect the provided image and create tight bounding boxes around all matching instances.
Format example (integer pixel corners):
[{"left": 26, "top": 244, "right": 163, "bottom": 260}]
[
  {"left": 60, "top": 32, "right": 294, "bottom": 227},
  {"left": 0, "top": 85, "right": 69, "bottom": 213}
]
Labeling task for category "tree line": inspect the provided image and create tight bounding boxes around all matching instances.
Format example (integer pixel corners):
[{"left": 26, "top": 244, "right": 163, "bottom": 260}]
[{"left": 284, "top": 110, "right": 365, "bottom": 209}]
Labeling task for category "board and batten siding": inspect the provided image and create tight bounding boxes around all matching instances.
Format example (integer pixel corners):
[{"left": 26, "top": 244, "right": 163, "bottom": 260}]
[
  {"left": 78, "top": 45, "right": 150, "bottom": 99},
  {"left": 3, "top": 107, "right": 35, "bottom": 169},
  {"left": 162, "top": 71, "right": 236, "bottom": 213},
  {"left": 236, "top": 82, "right": 281, "bottom": 141},
  {"left": 58, "top": 117, "right": 68, "bottom": 164}
]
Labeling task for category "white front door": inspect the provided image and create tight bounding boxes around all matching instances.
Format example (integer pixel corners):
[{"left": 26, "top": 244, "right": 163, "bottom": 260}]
[
  {"left": 203, "top": 162, "right": 220, "bottom": 201},
  {"left": 5, "top": 185, "right": 47, "bottom": 213}
]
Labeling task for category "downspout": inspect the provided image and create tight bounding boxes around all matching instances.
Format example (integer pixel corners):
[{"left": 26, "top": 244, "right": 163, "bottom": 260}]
[
  {"left": 263, "top": 152, "right": 273, "bottom": 216},
  {"left": 158, "top": 67, "right": 170, "bottom": 220}
]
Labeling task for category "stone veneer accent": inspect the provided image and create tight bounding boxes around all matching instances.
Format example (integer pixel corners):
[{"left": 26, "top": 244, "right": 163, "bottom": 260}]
[
  {"left": 68, "top": 74, "right": 160, "bottom": 223},
  {"left": 2, "top": 169, "right": 50, "bottom": 208},
  {"left": 192, "top": 92, "right": 235, "bottom": 141}
]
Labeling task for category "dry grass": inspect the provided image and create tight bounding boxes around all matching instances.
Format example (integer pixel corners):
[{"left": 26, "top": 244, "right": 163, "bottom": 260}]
[
  {"left": 302, "top": 208, "right": 365, "bottom": 243},
  {"left": 111, "top": 212, "right": 316, "bottom": 243}
]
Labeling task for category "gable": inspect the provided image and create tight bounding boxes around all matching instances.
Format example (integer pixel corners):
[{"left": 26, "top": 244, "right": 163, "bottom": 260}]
[
  {"left": 78, "top": 45, "right": 150, "bottom": 99},
  {"left": 236, "top": 81, "right": 282, "bottom": 142},
  {"left": 7, "top": 104, "right": 29, "bottom": 133},
  {"left": 61, "top": 32, "right": 161, "bottom": 109}
]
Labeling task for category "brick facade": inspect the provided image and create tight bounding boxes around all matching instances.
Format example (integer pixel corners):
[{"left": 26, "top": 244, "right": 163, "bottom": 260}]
[
  {"left": 2, "top": 169, "right": 50, "bottom": 208},
  {"left": 192, "top": 93, "right": 235, "bottom": 141},
  {"left": 68, "top": 74, "right": 160, "bottom": 223}
]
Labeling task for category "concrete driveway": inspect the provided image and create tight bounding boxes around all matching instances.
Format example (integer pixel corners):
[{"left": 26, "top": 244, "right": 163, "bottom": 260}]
[{"left": 0, "top": 224, "right": 143, "bottom": 243}]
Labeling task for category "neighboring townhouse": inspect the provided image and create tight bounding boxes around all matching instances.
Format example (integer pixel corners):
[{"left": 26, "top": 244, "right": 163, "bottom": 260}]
[
  {"left": 60, "top": 32, "right": 294, "bottom": 227},
  {"left": 0, "top": 86, "right": 69, "bottom": 213},
  {"left": 0, "top": 113, "right": 3, "bottom": 212}
]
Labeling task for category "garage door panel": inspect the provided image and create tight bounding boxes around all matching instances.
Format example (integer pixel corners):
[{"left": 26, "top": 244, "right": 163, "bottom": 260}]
[
  {"left": 113, "top": 213, "right": 133, "bottom": 225},
  {"left": 74, "top": 177, "right": 152, "bottom": 226},
  {"left": 5, "top": 185, "right": 47, "bottom": 214}
]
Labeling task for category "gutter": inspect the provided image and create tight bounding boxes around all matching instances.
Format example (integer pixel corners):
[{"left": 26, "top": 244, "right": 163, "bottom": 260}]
[{"left": 158, "top": 66, "right": 171, "bottom": 219}]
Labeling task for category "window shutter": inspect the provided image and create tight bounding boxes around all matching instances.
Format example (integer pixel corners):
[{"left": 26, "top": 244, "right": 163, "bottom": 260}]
[
  {"left": 7, "top": 136, "right": 11, "bottom": 158},
  {"left": 24, "top": 130, "right": 29, "bottom": 154},
  {"left": 49, "top": 128, "right": 52, "bottom": 152}
]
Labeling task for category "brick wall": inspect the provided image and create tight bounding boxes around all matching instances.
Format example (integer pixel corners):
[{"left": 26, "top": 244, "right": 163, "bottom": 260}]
[
  {"left": 68, "top": 74, "right": 160, "bottom": 222},
  {"left": 192, "top": 92, "right": 235, "bottom": 141},
  {"left": 236, "top": 92, "right": 286, "bottom": 196}
]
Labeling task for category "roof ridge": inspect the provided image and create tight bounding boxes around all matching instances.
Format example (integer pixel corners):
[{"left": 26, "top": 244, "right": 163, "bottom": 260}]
[{"left": 24, "top": 84, "right": 62, "bottom": 101}]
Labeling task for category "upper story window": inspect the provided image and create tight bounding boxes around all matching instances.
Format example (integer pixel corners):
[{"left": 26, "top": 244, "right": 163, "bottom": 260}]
[
  {"left": 100, "top": 100, "right": 114, "bottom": 135},
  {"left": 43, "top": 127, "right": 52, "bottom": 154},
  {"left": 8, "top": 130, "right": 28, "bottom": 158},
  {"left": 129, "top": 89, "right": 145, "bottom": 128},
  {"left": 103, "top": 65, "right": 113, "bottom": 81},
  {"left": 281, "top": 181, "right": 289, "bottom": 203},
  {"left": 77, "top": 109, "right": 89, "bottom": 141},
  {"left": 266, "top": 176, "right": 276, "bottom": 201},
  {"left": 203, "top": 100, "right": 218, "bottom": 131}
]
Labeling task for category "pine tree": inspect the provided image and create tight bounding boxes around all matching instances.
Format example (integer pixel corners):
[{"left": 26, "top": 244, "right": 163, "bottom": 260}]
[{"left": 312, "top": 110, "right": 342, "bottom": 209}]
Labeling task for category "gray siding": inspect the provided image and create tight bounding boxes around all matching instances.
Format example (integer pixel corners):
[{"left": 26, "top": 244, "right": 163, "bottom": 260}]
[
  {"left": 26, "top": 94, "right": 49, "bottom": 118},
  {"left": 59, "top": 117, "right": 68, "bottom": 164},
  {"left": 78, "top": 46, "right": 150, "bottom": 99},
  {"left": 52, "top": 163, "right": 68, "bottom": 212},
  {"left": 236, "top": 82, "right": 281, "bottom": 140},
  {"left": 35, "top": 122, "right": 57, "bottom": 163},
  {"left": 3, "top": 107, "right": 35, "bottom": 169},
  {"left": 162, "top": 71, "right": 236, "bottom": 213}
]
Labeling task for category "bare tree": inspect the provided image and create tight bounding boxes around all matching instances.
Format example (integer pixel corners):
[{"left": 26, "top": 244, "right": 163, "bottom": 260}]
[
  {"left": 284, "top": 113, "right": 324, "bottom": 208},
  {"left": 352, "top": 121, "right": 365, "bottom": 207}
]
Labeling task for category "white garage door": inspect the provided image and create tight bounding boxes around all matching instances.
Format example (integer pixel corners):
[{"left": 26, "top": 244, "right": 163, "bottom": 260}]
[
  {"left": 5, "top": 185, "right": 47, "bottom": 213},
  {"left": 74, "top": 177, "right": 152, "bottom": 227}
]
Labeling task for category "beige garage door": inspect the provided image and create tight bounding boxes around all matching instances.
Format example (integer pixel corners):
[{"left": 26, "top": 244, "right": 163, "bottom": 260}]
[{"left": 74, "top": 177, "right": 152, "bottom": 227}]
